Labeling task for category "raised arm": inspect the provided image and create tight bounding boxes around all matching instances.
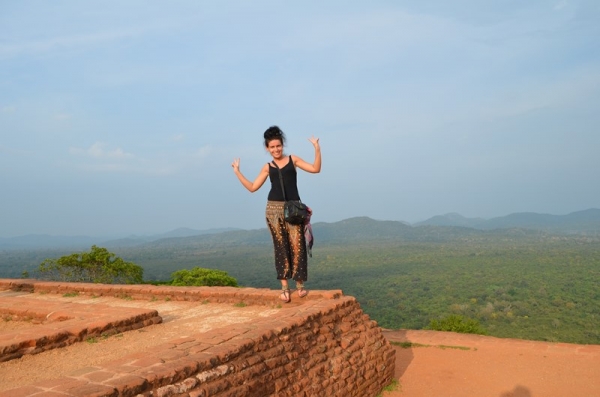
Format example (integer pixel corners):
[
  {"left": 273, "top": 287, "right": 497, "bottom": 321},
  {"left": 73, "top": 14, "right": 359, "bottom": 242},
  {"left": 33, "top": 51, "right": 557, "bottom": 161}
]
[
  {"left": 232, "top": 159, "right": 269, "bottom": 192},
  {"left": 293, "top": 136, "right": 321, "bottom": 173}
]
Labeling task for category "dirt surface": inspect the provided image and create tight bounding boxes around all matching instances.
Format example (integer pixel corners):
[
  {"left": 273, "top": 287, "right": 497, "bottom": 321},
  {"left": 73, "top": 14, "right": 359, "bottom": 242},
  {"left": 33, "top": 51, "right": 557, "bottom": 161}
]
[
  {"left": 0, "top": 292, "right": 280, "bottom": 392},
  {"left": 380, "top": 329, "right": 600, "bottom": 397}
]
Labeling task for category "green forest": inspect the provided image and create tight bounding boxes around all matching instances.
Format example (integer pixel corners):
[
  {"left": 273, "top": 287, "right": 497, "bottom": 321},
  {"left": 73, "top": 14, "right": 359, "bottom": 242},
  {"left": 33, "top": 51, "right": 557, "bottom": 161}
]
[{"left": 1, "top": 225, "right": 599, "bottom": 345}]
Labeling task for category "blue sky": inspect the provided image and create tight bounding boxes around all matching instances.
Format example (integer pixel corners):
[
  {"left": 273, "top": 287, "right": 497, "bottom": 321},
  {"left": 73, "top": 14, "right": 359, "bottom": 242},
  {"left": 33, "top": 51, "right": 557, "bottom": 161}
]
[{"left": 1, "top": 1, "right": 599, "bottom": 237}]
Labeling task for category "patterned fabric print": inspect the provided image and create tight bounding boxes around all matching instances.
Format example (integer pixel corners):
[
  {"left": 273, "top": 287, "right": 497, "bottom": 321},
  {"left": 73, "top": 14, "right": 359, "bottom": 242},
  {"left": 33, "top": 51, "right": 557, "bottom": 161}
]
[{"left": 265, "top": 201, "right": 308, "bottom": 281}]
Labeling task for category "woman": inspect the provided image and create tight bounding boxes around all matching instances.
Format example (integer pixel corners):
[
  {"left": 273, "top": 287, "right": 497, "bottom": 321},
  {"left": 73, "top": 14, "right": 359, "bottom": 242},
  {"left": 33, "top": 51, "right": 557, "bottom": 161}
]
[{"left": 232, "top": 126, "right": 321, "bottom": 302}]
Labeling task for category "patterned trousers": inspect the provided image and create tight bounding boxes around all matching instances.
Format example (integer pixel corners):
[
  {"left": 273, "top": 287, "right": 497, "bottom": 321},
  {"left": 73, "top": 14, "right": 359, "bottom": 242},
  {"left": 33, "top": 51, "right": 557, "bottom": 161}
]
[{"left": 265, "top": 201, "right": 307, "bottom": 281}]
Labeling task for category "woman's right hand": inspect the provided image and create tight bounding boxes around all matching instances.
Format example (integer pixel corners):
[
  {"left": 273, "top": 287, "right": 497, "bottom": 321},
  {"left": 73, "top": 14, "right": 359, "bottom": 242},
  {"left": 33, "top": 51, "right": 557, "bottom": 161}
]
[
  {"left": 231, "top": 158, "right": 240, "bottom": 172},
  {"left": 233, "top": 161, "right": 269, "bottom": 192}
]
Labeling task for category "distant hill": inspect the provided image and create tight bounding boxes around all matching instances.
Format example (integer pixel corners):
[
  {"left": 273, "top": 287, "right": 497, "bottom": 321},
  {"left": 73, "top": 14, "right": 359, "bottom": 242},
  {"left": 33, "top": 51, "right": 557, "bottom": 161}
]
[
  {"left": 0, "top": 227, "right": 241, "bottom": 250},
  {"left": 103, "top": 227, "right": 241, "bottom": 248},
  {"left": 2, "top": 209, "right": 598, "bottom": 251},
  {"left": 416, "top": 208, "right": 600, "bottom": 235},
  {"left": 414, "top": 213, "right": 487, "bottom": 229},
  {"left": 0, "top": 234, "right": 99, "bottom": 250},
  {"left": 311, "top": 217, "right": 483, "bottom": 243},
  {"left": 122, "top": 216, "right": 543, "bottom": 255}
]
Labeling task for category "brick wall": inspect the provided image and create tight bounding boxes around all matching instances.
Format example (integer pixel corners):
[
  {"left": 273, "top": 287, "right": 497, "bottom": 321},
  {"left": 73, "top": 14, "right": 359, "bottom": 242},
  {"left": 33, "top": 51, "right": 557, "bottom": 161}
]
[{"left": 0, "top": 280, "right": 395, "bottom": 397}]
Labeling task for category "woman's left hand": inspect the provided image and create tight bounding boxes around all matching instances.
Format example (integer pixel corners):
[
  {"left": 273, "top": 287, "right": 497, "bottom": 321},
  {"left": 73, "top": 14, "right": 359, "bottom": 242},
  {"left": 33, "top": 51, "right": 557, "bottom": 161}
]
[{"left": 308, "top": 136, "right": 320, "bottom": 148}]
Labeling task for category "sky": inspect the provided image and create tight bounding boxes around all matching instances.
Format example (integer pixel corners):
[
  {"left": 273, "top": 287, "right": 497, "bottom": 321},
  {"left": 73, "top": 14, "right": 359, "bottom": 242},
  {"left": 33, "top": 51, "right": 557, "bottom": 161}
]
[{"left": 1, "top": 1, "right": 599, "bottom": 237}]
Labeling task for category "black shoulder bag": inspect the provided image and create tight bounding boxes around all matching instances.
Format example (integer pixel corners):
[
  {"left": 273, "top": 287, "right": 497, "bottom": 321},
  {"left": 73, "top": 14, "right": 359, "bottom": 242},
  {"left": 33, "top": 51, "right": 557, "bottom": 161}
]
[{"left": 272, "top": 160, "right": 309, "bottom": 225}]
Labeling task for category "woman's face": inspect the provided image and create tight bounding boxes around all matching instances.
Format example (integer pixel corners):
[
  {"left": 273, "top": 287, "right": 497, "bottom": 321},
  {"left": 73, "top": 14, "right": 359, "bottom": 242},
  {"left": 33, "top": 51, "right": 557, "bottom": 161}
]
[{"left": 267, "top": 139, "right": 284, "bottom": 159}]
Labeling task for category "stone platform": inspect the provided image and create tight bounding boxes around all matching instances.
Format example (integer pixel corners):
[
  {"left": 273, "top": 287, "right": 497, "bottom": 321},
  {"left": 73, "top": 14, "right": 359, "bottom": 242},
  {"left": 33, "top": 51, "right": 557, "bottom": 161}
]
[
  {"left": 0, "top": 292, "right": 162, "bottom": 362},
  {"left": 0, "top": 279, "right": 395, "bottom": 397}
]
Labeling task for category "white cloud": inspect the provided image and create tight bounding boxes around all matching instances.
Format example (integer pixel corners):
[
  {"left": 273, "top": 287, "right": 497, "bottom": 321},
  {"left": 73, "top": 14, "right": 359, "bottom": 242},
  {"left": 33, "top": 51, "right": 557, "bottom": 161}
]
[
  {"left": 66, "top": 142, "right": 205, "bottom": 176},
  {"left": 71, "top": 157, "right": 180, "bottom": 176},
  {"left": 53, "top": 113, "right": 71, "bottom": 121},
  {"left": 195, "top": 145, "right": 213, "bottom": 159},
  {"left": 554, "top": 1, "right": 569, "bottom": 11},
  {"left": 69, "top": 142, "right": 134, "bottom": 159},
  {"left": 0, "top": 28, "right": 146, "bottom": 59}
]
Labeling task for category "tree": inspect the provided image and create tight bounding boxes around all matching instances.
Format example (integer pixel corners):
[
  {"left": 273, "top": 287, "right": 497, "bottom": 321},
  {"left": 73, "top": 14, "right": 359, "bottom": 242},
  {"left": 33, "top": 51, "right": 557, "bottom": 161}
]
[
  {"left": 38, "top": 245, "right": 143, "bottom": 284},
  {"left": 427, "top": 314, "right": 488, "bottom": 335},
  {"left": 170, "top": 267, "right": 238, "bottom": 287}
]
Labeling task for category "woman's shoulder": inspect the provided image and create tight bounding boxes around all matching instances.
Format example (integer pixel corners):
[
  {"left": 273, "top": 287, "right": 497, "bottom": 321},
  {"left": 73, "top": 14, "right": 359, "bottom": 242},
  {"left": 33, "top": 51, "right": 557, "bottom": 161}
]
[
  {"left": 286, "top": 155, "right": 297, "bottom": 168},
  {"left": 289, "top": 154, "right": 302, "bottom": 165}
]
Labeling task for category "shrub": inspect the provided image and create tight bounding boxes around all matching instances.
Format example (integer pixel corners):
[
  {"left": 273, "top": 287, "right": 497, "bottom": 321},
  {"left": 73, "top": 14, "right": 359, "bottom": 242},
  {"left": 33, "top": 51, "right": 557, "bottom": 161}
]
[
  {"left": 170, "top": 267, "right": 238, "bottom": 287},
  {"left": 427, "top": 314, "right": 487, "bottom": 335}
]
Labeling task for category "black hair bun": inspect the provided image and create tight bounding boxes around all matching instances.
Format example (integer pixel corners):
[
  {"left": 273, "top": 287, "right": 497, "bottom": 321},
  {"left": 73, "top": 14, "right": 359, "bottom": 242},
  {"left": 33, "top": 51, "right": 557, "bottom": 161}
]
[
  {"left": 263, "top": 125, "right": 286, "bottom": 147},
  {"left": 264, "top": 125, "right": 283, "bottom": 139}
]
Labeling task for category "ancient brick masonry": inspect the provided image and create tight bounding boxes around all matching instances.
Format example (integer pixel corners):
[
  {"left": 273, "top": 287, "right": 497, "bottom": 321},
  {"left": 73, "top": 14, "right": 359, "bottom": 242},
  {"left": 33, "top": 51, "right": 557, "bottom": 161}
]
[
  {"left": 0, "top": 280, "right": 395, "bottom": 397},
  {"left": 0, "top": 297, "right": 162, "bottom": 362},
  {"left": 149, "top": 298, "right": 396, "bottom": 397}
]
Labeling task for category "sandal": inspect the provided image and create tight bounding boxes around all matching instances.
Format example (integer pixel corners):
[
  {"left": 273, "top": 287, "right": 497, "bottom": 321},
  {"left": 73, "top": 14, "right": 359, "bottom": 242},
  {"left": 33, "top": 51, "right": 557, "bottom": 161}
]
[
  {"left": 280, "top": 288, "right": 291, "bottom": 303},
  {"left": 297, "top": 287, "right": 308, "bottom": 298}
]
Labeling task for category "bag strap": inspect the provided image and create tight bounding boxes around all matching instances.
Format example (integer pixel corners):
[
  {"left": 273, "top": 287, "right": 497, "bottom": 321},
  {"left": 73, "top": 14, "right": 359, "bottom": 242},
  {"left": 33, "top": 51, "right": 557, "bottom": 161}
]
[{"left": 272, "top": 161, "right": 288, "bottom": 202}]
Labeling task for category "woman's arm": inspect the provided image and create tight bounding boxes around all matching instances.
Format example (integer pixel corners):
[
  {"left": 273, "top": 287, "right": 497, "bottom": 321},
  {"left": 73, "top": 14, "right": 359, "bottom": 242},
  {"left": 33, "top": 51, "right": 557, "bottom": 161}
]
[
  {"left": 294, "top": 136, "right": 321, "bottom": 173},
  {"left": 232, "top": 159, "right": 269, "bottom": 192}
]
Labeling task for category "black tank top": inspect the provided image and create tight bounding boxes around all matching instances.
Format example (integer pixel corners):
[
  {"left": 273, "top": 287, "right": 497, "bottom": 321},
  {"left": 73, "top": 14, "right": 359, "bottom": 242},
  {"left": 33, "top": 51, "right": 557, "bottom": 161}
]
[{"left": 268, "top": 156, "right": 301, "bottom": 201}]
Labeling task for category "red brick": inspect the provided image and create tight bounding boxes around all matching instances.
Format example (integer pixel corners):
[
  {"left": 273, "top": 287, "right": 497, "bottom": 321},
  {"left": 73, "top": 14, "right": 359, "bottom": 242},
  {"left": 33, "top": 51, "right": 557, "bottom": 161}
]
[
  {"left": 82, "top": 370, "right": 116, "bottom": 383},
  {"left": 63, "top": 383, "right": 118, "bottom": 397},
  {"left": 203, "top": 378, "right": 231, "bottom": 395},
  {"left": 189, "top": 387, "right": 208, "bottom": 397},
  {"left": 103, "top": 374, "right": 148, "bottom": 395}
]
